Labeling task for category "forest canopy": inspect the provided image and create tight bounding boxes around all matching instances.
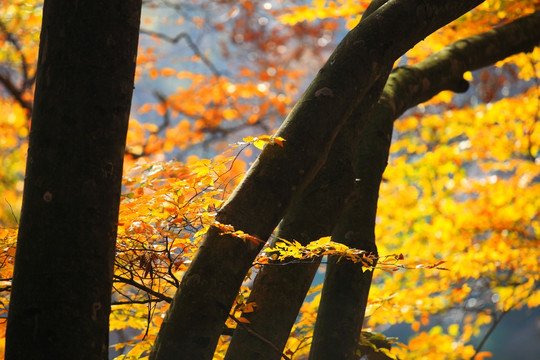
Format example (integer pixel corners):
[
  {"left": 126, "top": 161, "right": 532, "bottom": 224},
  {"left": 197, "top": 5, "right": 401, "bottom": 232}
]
[{"left": 0, "top": 1, "right": 539, "bottom": 359}]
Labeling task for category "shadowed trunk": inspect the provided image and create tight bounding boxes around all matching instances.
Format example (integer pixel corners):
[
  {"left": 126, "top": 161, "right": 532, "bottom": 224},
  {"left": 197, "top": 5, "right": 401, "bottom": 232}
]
[
  {"left": 310, "top": 10, "right": 540, "bottom": 359},
  {"left": 150, "top": 1, "right": 483, "bottom": 359},
  {"left": 224, "top": 5, "right": 390, "bottom": 358},
  {"left": 5, "top": 1, "right": 141, "bottom": 359}
]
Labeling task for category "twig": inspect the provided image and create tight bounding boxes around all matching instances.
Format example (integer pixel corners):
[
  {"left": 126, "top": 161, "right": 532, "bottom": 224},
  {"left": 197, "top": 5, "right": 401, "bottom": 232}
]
[
  {"left": 113, "top": 275, "right": 172, "bottom": 303},
  {"left": 139, "top": 29, "right": 221, "bottom": 77},
  {"left": 112, "top": 298, "right": 163, "bottom": 305},
  {"left": 0, "top": 72, "right": 33, "bottom": 112},
  {"left": 228, "top": 314, "right": 291, "bottom": 360},
  {"left": 471, "top": 310, "right": 508, "bottom": 359}
]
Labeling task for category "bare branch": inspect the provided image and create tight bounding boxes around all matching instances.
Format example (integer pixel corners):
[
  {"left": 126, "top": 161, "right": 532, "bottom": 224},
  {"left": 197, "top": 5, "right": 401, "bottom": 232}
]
[
  {"left": 113, "top": 275, "right": 172, "bottom": 303},
  {"left": 140, "top": 29, "right": 221, "bottom": 77},
  {"left": 0, "top": 72, "right": 33, "bottom": 112}
]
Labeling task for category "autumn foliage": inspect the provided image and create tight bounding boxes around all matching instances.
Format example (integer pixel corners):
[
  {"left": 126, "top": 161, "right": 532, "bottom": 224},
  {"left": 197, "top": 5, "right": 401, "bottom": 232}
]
[{"left": 1, "top": 0, "right": 539, "bottom": 359}]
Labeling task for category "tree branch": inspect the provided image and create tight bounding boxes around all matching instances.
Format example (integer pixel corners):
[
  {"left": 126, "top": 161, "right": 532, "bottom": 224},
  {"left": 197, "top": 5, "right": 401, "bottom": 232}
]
[
  {"left": 113, "top": 275, "right": 172, "bottom": 303},
  {"left": 139, "top": 29, "right": 221, "bottom": 77},
  {"left": 150, "top": 1, "right": 483, "bottom": 359},
  {"left": 0, "top": 72, "right": 33, "bottom": 112},
  {"left": 384, "top": 10, "right": 540, "bottom": 119},
  {"left": 310, "top": 10, "right": 540, "bottom": 359}
]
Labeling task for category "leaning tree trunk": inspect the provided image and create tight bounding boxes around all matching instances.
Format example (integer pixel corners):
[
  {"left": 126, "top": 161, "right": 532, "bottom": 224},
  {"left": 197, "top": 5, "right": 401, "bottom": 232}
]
[
  {"left": 224, "top": 5, "right": 390, "bottom": 358},
  {"left": 5, "top": 1, "right": 141, "bottom": 359},
  {"left": 310, "top": 10, "right": 540, "bottom": 360},
  {"left": 227, "top": 9, "right": 540, "bottom": 360},
  {"left": 309, "top": 83, "right": 394, "bottom": 360},
  {"left": 224, "top": 74, "right": 390, "bottom": 360},
  {"left": 150, "top": 2, "right": 483, "bottom": 359}
]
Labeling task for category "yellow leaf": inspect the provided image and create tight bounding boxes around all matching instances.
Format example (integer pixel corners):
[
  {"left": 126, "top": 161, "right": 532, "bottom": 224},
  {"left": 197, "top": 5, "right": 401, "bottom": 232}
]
[
  {"left": 253, "top": 138, "right": 266, "bottom": 150},
  {"left": 448, "top": 323, "right": 459, "bottom": 337}
]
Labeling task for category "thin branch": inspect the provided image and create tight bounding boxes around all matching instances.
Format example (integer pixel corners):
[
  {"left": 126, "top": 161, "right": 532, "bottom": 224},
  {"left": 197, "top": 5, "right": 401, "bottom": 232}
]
[
  {"left": 164, "top": 237, "right": 181, "bottom": 288},
  {"left": 0, "top": 19, "right": 30, "bottom": 88},
  {"left": 4, "top": 199, "right": 19, "bottom": 225},
  {"left": 153, "top": 91, "right": 171, "bottom": 133},
  {"left": 139, "top": 29, "right": 221, "bottom": 77},
  {"left": 472, "top": 281, "right": 540, "bottom": 358},
  {"left": 228, "top": 314, "right": 292, "bottom": 360},
  {"left": 113, "top": 275, "right": 172, "bottom": 303},
  {"left": 112, "top": 298, "right": 164, "bottom": 305},
  {"left": 471, "top": 310, "right": 508, "bottom": 359},
  {"left": 0, "top": 72, "right": 33, "bottom": 112}
]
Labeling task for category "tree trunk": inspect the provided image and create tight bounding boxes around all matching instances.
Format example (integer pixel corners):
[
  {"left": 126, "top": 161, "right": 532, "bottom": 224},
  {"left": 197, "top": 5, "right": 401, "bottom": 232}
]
[
  {"left": 5, "top": 1, "right": 141, "bottom": 359},
  {"left": 309, "top": 86, "right": 393, "bottom": 360},
  {"left": 224, "top": 75, "right": 390, "bottom": 360},
  {"left": 150, "top": 2, "right": 482, "bottom": 359},
  {"left": 223, "top": 5, "right": 390, "bottom": 358},
  {"left": 310, "top": 10, "right": 540, "bottom": 360}
]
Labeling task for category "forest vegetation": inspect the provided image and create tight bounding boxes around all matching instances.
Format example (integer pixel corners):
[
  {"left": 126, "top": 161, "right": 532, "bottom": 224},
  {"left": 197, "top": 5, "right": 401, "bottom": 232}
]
[{"left": 0, "top": 0, "right": 539, "bottom": 359}]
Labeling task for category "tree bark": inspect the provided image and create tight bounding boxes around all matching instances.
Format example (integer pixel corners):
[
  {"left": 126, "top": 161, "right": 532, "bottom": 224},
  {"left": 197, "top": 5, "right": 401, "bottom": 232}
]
[
  {"left": 226, "top": 9, "right": 540, "bottom": 360},
  {"left": 5, "top": 1, "right": 141, "bottom": 359},
  {"left": 310, "top": 10, "right": 540, "bottom": 360},
  {"left": 150, "top": 1, "right": 483, "bottom": 359},
  {"left": 309, "top": 89, "right": 393, "bottom": 360},
  {"left": 224, "top": 6, "right": 390, "bottom": 358},
  {"left": 224, "top": 73, "right": 390, "bottom": 360}
]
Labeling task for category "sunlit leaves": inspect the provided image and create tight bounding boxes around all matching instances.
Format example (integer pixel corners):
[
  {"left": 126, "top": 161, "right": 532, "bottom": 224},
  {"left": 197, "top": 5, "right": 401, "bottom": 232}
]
[
  {"left": 112, "top": 153, "right": 246, "bottom": 357},
  {"left": 214, "top": 221, "right": 265, "bottom": 245},
  {"left": 0, "top": 100, "right": 27, "bottom": 226},
  {"left": 0, "top": 227, "right": 16, "bottom": 354},
  {"left": 370, "top": 34, "right": 539, "bottom": 357},
  {"left": 392, "top": 328, "right": 479, "bottom": 360},
  {"left": 1, "top": 1, "right": 539, "bottom": 359},
  {"left": 235, "top": 135, "right": 286, "bottom": 150},
  {"left": 278, "top": 0, "right": 369, "bottom": 29},
  {"left": 127, "top": 73, "right": 296, "bottom": 158}
]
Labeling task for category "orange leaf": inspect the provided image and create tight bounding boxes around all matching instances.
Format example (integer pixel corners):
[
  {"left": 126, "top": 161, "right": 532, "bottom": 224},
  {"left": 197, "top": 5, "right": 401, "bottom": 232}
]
[
  {"left": 475, "top": 352, "right": 493, "bottom": 360},
  {"left": 161, "top": 67, "right": 176, "bottom": 77}
]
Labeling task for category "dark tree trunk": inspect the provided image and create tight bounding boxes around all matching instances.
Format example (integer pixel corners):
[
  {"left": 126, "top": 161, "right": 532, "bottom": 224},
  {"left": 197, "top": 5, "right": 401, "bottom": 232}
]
[
  {"left": 150, "top": 2, "right": 482, "bottom": 359},
  {"left": 308, "top": 88, "right": 393, "bottom": 360},
  {"left": 223, "top": 5, "right": 390, "bottom": 358},
  {"left": 224, "top": 75, "right": 390, "bottom": 360},
  {"left": 310, "top": 10, "right": 540, "bottom": 360},
  {"left": 5, "top": 1, "right": 141, "bottom": 359}
]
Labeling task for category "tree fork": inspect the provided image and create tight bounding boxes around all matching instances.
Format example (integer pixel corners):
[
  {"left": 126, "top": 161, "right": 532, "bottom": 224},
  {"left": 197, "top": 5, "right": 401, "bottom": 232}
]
[
  {"left": 224, "top": 5, "right": 391, "bottom": 357},
  {"left": 224, "top": 73, "right": 391, "bottom": 360},
  {"left": 310, "top": 10, "right": 540, "bottom": 359},
  {"left": 150, "top": 2, "right": 483, "bottom": 359}
]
